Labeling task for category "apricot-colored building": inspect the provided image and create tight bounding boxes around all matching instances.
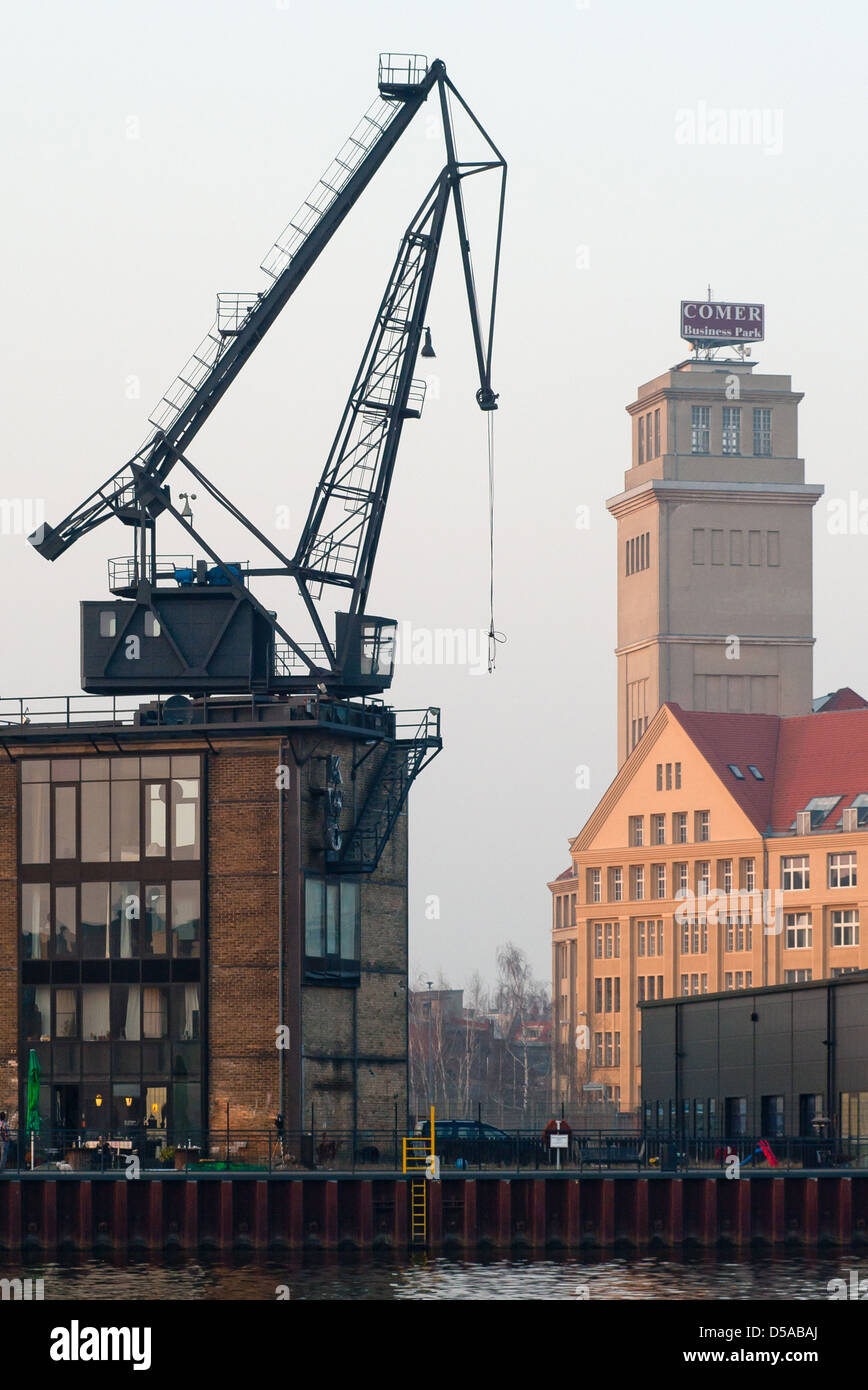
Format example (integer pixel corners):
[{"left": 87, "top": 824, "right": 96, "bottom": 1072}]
[{"left": 551, "top": 699, "right": 868, "bottom": 1112}]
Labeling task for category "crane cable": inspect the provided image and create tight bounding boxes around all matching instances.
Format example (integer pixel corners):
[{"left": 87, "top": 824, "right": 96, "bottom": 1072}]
[
  {"left": 487, "top": 411, "right": 506, "bottom": 673},
  {"left": 445, "top": 85, "right": 504, "bottom": 673}
]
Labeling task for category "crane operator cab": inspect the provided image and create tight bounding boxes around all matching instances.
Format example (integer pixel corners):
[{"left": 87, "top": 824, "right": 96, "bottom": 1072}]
[{"left": 336, "top": 612, "right": 397, "bottom": 688}]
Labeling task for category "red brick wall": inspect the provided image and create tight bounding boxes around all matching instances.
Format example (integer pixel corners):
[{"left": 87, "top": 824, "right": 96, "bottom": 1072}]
[{"left": 207, "top": 747, "right": 283, "bottom": 1132}]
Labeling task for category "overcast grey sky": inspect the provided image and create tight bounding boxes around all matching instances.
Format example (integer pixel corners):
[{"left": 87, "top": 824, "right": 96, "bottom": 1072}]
[{"left": 2, "top": 0, "right": 866, "bottom": 992}]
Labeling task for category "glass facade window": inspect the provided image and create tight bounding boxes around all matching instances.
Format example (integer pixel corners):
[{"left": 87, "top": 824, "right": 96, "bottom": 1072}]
[
  {"left": 23, "top": 985, "right": 51, "bottom": 1042},
  {"left": 171, "top": 882, "right": 201, "bottom": 959},
  {"left": 54, "top": 886, "right": 77, "bottom": 958},
  {"left": 82, "top": 985, "right": 111, "bottom": 1042},
  {"left": 304, "top": 876, "right": 360, "bottom": 981},
  {"left": 172, "top": 780, "right": 200, "bottom": 859},
  {"left": 21, "top": 782, "right": 50, "bottom": 863},
  {"left": 21, "top": 883, "right": 50, "bottom": 961},
  {"left": 145, "top": 785, "right": 167, "bottom": 857},
  {"left": 18, "top": 753, "right": 204, "bottom": 1142},
  {"left": 54, "top": 785, "right": 77, "bottom": 859},
  {"left": 23, "top": 756, "right": 202, "bottom": 866}
]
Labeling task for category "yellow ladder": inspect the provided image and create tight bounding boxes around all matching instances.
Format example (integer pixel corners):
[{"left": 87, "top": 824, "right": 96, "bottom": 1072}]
[
  {"left": 403, "top": 1107, "right": 435, "bottom": 1244},
  {"left": 410, "top": 1178, "right": 427, "bottom": 1241}
]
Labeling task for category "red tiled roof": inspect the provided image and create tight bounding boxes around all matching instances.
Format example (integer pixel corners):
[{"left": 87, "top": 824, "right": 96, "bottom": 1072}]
[
  {"left": 553, "top": 866, "right": 574, "bottom": 882},
  {"left": 666, "top": 702, "right": 868, "bottom": 833},
  {"left": 771, "top": 708, "right": 868, "bottom": 831},
  {"left": 814, "top": 687, "right": 868, "bottom": 712},
  {"left": 666, "top": 704, "right": 778, "bottom": 832}
]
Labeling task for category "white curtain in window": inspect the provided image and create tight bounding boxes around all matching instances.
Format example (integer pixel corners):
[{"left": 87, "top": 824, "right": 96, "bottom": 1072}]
[
  {"left": 183, "top": 984, "right": 199, "bottom": 1040},
  {"left": 23, "top": 784, "right": 51, "bottom": 863},
  {"left": 124, "top": 985, "right": 141, "bottom": 1041},
  {"left": 55, "top": 988, "right": 77, "bottom": 1038},
  {"left": 143, "top": 987, "right": 165, "bottom": 1039},
  {"left": 82, "top": 985, "right": 110, "bottom": 1041}
]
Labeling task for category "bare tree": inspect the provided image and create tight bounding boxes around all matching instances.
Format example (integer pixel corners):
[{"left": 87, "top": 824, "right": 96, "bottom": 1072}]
[{"left": 496, "top": 942, "right": 548, "bottom": 1114}]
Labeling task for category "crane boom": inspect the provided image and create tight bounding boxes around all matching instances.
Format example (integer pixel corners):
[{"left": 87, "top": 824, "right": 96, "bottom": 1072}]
[
  {"left": 27, "top": 54, "right": 506, "bottom": 701},
  {"left": 29, "top": 56, "right": 442, "bottom": 563},
  {"left": 292, "top": 174, "right": 451, "bottom": 605}
]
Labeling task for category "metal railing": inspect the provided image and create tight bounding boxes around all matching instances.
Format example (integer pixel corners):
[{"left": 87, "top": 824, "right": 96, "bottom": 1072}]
[
  {"left": 395, "top": 706, "right": 441, "bottom": 744},
  {"left": 0, "top": 691, "right": 396, "bottom": 734},
  {"left": 0, "top": 1128, "right": 403, "bottom": 1176},
  {"left": 378, "top": 53, "right": 428, "bottom": 89},
  {"left": 107, "top": 554, "right": 193, "bottom": 592},
  {"left": 0, "top": 1128, "right": 862, "bottom": 1176},
  {"left": 272, "top": 642, "right": 329, "bottom": 675}
]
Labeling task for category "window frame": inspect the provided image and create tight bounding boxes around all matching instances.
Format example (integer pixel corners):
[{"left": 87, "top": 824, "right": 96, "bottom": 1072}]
[{"left": 304, "top": 875, "right": 361, "bottom": 983}]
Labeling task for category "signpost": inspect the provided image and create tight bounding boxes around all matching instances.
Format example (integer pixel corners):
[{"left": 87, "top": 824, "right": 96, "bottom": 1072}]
[{"left": 680, "top": 300, "right": 764, "bottom": 344}]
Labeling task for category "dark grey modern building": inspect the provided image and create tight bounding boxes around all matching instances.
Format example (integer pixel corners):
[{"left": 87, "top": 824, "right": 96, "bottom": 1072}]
[{"left": 640, "top": 972, "right": 868, "bottom": 1140}]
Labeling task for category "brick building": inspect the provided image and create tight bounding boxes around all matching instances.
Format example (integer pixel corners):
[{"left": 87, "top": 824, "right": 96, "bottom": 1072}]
[
  {"left": 551, "top": 699, "right": 868, "bottom": 1113},
  {"left": 3, "top": 694, "right": 438, "bottom": 1145}
]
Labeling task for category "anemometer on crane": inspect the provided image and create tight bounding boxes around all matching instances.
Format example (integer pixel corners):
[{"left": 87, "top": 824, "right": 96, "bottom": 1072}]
[{"left": 29, "top": 54, "right": 506, "bottom": 699}]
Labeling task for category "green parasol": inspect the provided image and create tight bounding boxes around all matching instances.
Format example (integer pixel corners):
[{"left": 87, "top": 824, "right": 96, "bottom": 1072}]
[{"left": 25, "top": 1049, "right": 41, "bottom": 1135}]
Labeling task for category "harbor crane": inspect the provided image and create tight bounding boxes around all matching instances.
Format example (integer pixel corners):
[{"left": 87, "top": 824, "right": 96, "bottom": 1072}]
[{"left": 29, "top": 54, "right": 506, "bottom": 702}]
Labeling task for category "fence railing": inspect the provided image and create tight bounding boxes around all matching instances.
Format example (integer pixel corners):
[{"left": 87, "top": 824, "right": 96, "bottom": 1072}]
[{"left": 0, "top": 1128, "right": 862, "bottom": 1176}]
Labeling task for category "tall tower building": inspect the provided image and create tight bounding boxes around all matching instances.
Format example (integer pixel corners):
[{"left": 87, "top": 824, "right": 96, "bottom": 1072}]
[{"left": 607, "top": 355, "right": 822, "bottom": 766}]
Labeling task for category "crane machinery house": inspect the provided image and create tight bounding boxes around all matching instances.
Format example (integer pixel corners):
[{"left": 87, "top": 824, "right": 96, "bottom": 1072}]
[{"left": 5, "top": 54, "right": 505, "bottom": 1150}]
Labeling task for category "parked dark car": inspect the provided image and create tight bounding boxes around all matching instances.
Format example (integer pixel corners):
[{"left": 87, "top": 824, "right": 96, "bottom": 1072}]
[{"left": 418, "top": 1120, "right": 541, "bottom": 1168}]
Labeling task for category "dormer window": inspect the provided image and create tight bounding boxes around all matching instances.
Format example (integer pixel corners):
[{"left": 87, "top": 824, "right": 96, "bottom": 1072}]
[{"left": 791, "top": 796, "right": 842, "bottom": 832}]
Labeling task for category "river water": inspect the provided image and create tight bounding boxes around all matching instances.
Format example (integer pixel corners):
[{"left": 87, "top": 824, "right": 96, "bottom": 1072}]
[{"left": 3, "top": 1251, "right": 860, "bottom": 1300}]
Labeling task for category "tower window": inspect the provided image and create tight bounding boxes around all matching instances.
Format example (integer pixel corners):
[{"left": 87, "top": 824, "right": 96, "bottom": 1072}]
[
  {"left": 637, "top": 415, "right": 644, "bottom": 465},
  {"left": 625, "top": 532, "right": 651, "bottom": 576},
  {"left": 691, "top": 405, "right": 710, "bottom": 454},
  {"left": 722, "top": 406, "right": 741, "bottom": 455},
  {"left": 753, "top": 407, "right": 772, "bottom": 456}
]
